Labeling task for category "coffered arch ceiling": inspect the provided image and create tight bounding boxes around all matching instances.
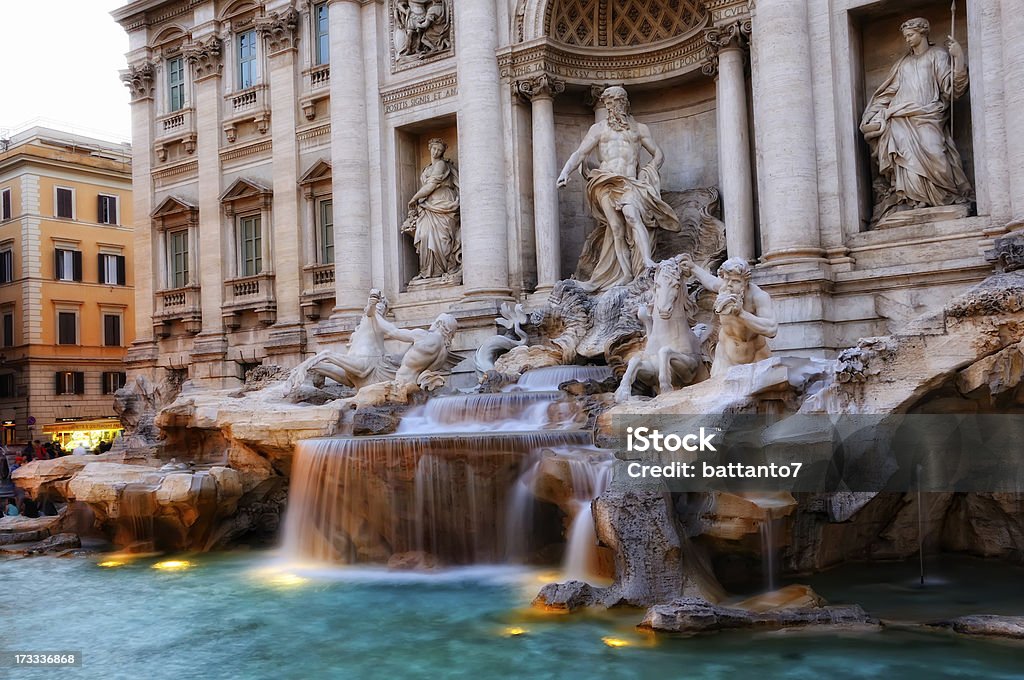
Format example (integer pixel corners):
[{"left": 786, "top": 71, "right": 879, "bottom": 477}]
[{"left": 546, "top": 0, "right": 709, "bottom": 48}]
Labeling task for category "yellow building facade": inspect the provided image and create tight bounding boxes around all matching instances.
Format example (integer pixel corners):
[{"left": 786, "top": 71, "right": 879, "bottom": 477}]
[{"left": 0, "top": 127, "right": 134, "bottom": 448}]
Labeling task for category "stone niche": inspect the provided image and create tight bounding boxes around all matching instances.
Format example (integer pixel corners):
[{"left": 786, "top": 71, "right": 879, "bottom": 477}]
[
  {"left": 554, "top": 79, "right": 719, "bottom": 275},
  {"left": 394, "top": 117, "right": 460, "bottom": 290},
  {"left": 852, "top": 0, "right": 975, "bottom": 229}
]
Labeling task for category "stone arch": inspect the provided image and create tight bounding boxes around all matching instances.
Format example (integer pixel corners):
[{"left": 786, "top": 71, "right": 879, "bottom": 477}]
[
  {"left": 152, "top": 25, "right": 189, "bottom": 48},
  {"left": 219, "top": 0, "right": 260, "bottom": 21},
  {"left": 526, "top": 0, "right": 708, "bottom": 47}
]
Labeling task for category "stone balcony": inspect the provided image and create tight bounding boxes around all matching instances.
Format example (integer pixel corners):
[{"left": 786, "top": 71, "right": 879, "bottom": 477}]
[
  {"left": 154, "top": 108, "right": 196, "bottom": 161},
  {"left": 153, "top": 284, "right": 202, "bottom": 337},
  {"left": 222, "top": 272, "right": 276, "bottom": 327},
  {"left": 223, "top": 84, "right": 271, "bottom": 141},
  {"left": 300, "top": 65, "right": 330, "bottom": 121},
  {"left": 300, "top": 263, "right": 335, "bottom": 320}
]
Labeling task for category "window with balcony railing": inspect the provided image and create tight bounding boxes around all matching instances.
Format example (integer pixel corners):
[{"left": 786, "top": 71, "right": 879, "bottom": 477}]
[
  {"left": 238, "top": 214, "right": 262, "bottom": 276},
  {"left": 319, "top": 199, "right": 334, "bottom": 264},
  {"left": 168, "top": 56, "right": 186, "bottom": 112},
  {"left": 169, "top": 229, "right": 189, "bottom": 288},
  {"left": 314, "top": 2, "right": 330, "bottom": 65},
  {"left": 238, "top": 30, "right": 258, "bottom": 90}
]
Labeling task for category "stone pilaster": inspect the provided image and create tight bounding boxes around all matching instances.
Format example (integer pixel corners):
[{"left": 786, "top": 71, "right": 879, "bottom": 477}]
[
  {"left": 328, "top": 0, "right": 373, "bottom": 314},
  {"left": 455, "top": 0, "right": 512, "bottom": 300},
  {"left": 185, "top": 33, "right": 227, "bottom": 342},
  {"left": 749, "top": 0, "right": 823, "bottom": 263},
  {"left": 516, "top": 74, "right": 565, "bottom": 293},
  {"left": 1003, "top": 4, "right": 1024, "bottom": 228},
  {"left": 705, "top": 21, "right": 755, "bottom": 262},
  {"left": 262, "top": 4, "right": 304, "bottom": 358},
  {"left": 120, "top": 57, "right": 158, "bottom": 366}
]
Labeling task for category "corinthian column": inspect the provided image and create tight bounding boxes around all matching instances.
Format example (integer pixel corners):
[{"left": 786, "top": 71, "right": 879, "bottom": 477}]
[
  {"left": 1004, "top": 6, "right": 1024, "bottom": 228},
  {"left": 749, "top": 0, "right": 823, "bottom": 263},
  {"left": 328, "top": 0, "right": 373, "bottom": 313},
  {"left": 705, "top": 22, "right": 755, "bottom": 262},
  {"left": 517, "top": 75, "right": 565, "bottom": 293},
  {"left": 455, "top": 0, "right": 511, "bottom": 300}
]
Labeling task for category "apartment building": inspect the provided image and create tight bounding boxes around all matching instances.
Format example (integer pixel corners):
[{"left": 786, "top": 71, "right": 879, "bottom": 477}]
[{"left": 0, "top": 127, "right": 134, "bottom": 447}]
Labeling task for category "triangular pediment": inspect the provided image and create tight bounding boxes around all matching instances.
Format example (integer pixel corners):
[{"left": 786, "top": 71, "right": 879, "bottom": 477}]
[
  {"left": 151, "top": 195, "right": 197, "bottom": 218},
  {"left": 219, "top": 177, "right": 272, "bottom": 203},
  {"left": 298, "top": 159, "right": 332, "bottom": 185}
]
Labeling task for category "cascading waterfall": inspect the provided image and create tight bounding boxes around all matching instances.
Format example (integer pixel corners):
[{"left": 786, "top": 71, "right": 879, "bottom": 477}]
[
  {"left": 561, "top": 449, "right": 615, "bottom": 582},
  {"left": 283, "top": 365, "right": 613, "bottom": 567},
  {"left": 509, "top": 365, "right": 612, "bottom": 391},
  {"left": 117, "top": 484, "right": 158, "bottom": 552}
]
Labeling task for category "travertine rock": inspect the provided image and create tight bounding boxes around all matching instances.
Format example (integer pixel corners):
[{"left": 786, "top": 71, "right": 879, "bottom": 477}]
[{"left": 639, "top": 597, "right": 875, "bottom": 634}]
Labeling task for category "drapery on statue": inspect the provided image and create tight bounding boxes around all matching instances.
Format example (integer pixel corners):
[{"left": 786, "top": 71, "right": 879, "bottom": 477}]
[
  {"left": 681, "top": 256, "right": 778, "bottom": 377},
  {"left": 860, "top": 17, "right": 972, "bottom": 223},
  {"left": 393, "top": 0, "right": 450, "bottom": 63},
  {"left": 614, "top": 256, "right": 708, "bottom": 402},
  {"left": 557, "top": 86, "right": 681, "bottom": 292},
  {"left": 402, "top": 138, "right": 461, "bottom": 281},
  {"left": 305, "top": 290, "right": 397, "bottom": 390}
]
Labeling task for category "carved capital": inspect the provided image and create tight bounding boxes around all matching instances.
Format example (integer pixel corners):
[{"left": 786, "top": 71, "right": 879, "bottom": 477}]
[
  {"left": 985, "top": 233, "right": 1024, "bottom": 273},
  {"left": 514, "top": 74, "right": 565, "bottom": 102},
  {"left": 183, "top": 36, "right": 223, "bottom": 80},
  {"left": 256, "top": 8, "right": 300, "bottom": 53},
  {"left": 120, "top": 61, "right": 155, "bottom": 101},
  {"left": 704, "top": 20, "right": 751, "bottom": 52},
  {"left": 701, "top": 54, "right": 719, "bottom": 78}
]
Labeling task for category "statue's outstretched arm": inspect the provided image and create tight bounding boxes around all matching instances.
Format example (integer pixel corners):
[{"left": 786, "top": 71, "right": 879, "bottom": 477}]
[
  {"left": 681, "top": 255, "right": 722, "bottom": 292},
  {"left": 557, "top": 124, "right": 601, "bottom": 186}
]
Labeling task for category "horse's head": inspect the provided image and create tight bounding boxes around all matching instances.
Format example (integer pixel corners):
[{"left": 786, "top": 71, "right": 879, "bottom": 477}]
[{"left": 653, "top": 257, "right": 686, "bottom": 319}]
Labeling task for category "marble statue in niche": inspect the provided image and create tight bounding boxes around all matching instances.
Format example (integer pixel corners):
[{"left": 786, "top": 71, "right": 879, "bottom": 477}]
[
  {"left": 557, "top": 86, "right": 681, "bottom": 292},
  {"left": 681, "top": 255, "right": 778, "bottom": 377},
  {"left": 402, "top": 138, "right": 461, "bottom": 282},
  {"left": 860, "top": 17, "right": 972, "bottom": 225},
  {"left": 393, "top": 0, "right": 451, "bottom": 64}
]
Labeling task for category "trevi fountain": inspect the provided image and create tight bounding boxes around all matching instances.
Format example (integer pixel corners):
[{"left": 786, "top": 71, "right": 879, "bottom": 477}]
[{"left": 4, "top": 0, "right": 1024, "bottom": 677}]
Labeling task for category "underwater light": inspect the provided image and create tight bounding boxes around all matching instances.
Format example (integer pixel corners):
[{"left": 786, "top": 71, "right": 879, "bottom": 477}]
[
  {"left": 601, "top": 637, "right": 631, "bottom": 648},
  {"left": 503, "top": 627, "right": 528, "bottom": 637},
  {"left": 97, "top": 560, "right": 125, "bottom": 568},
  {"left": 152, "top": 560, "right": 193, "bottom": 571},
  {"left": 267, "top": 573, "right": 309, "bottom": 588}
]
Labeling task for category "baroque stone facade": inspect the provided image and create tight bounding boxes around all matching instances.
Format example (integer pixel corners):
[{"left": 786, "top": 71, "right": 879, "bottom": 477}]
[{"left": 113, "top": 0, "right": 1024, "bottom": 388}]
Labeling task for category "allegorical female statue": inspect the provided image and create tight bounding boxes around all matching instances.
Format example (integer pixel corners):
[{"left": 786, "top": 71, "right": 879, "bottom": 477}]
[
  {"left": 860, "top": 17, "right": 972, "bottom": 224},
  {"left": 402, "top": 138, "right": 461, "bottom": 281}
]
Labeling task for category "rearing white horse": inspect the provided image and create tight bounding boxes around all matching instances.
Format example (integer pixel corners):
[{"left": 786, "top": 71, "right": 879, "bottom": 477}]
[{"left": 614, "top": 256, "right": 708, "bottom": 402}]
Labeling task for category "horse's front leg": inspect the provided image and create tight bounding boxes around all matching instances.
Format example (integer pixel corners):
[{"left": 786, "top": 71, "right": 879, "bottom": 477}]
[
  {"left": 615, "top": 355, "right": 643, "bottom": 403},
  {"left": 657, "top": 347, "right": 677, "bottom": 394}
]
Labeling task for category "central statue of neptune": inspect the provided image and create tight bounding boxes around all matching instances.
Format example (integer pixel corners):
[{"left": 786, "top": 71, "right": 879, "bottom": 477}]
[{"left": 557, "top": 85, "right": 681, "bottom": 291}]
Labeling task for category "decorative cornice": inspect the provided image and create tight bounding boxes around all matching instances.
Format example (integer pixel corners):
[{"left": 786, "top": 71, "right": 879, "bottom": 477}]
[
  {"left": 183, "top": 36, "right": 223, "bottom": 79},
  {"left": 120, "top": 61, "right": 156, "bottom": 101},
  {"left": 497, "top": 34, "right": 712, "bottom": 87},
  {"left": 256, "top": 8, "right": 300, "bottom": 54},
  {"left": 514, "top": 74, "right": 565, "bottom": 102}
]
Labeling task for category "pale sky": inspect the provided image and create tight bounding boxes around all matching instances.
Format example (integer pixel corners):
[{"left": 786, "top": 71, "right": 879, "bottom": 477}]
[{"left": 0, "top": 1, "right": 131, "bottom": 143}]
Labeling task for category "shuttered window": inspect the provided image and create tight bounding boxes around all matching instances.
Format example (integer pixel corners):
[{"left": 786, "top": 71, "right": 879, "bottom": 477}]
[
  {"left": 239, "top": 215, "right": 262, "bottom": 276},
  {"left": 54, "top": 249, "right": 82, "bottom": 281},
  {"left": 102, "top": 371, "right": 126, "bottom": 395},
  {"left": 170, "top": 230, "right": 189, "bottom": 288},
  {"left": 1, "top": 189, "right": 10, "bottom": 221},
  {"left": 2, "top": 313, "right": 12, "bottom": 348},
  {"left": 103, "top": 313, "right": 122, "bottom": 347},
  {"left": 56, "top": 187, "right": 74, "bottom": 219},
  {"left": 99, "top": 253, "right": 126, "bottom": 285},
  {"left": 55, "top": 371, "right": 85, "bottom": 395},
  {"left": 98, "top": 195, "right": 118, "bottom": 225},
  {"left": 319, "top": 199, "right": 334, "bottom": 264},
  {"left": 0, "top": 250, "right": 12, "bottom": 284},
  {"left": 58, "top": 311, "right": 77, "bottom": 345},
  {"left": 0, "top": 374, "right": 14, "bottom": 398}
]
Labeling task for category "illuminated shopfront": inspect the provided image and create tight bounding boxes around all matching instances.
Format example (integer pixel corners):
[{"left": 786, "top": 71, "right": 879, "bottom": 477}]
[{"left": 42, "top": 417, "right": 123, "bottom": 453}]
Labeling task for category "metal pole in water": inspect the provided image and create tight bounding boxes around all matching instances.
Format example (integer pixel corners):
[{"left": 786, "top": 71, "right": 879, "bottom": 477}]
[{"left": 917, "top": 463, "right": 925, "bottom": 586}]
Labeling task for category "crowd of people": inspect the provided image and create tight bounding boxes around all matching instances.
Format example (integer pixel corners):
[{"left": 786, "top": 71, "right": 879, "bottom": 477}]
[{"left": 0, "top": 438, "right": 108, "bottom": 516}]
